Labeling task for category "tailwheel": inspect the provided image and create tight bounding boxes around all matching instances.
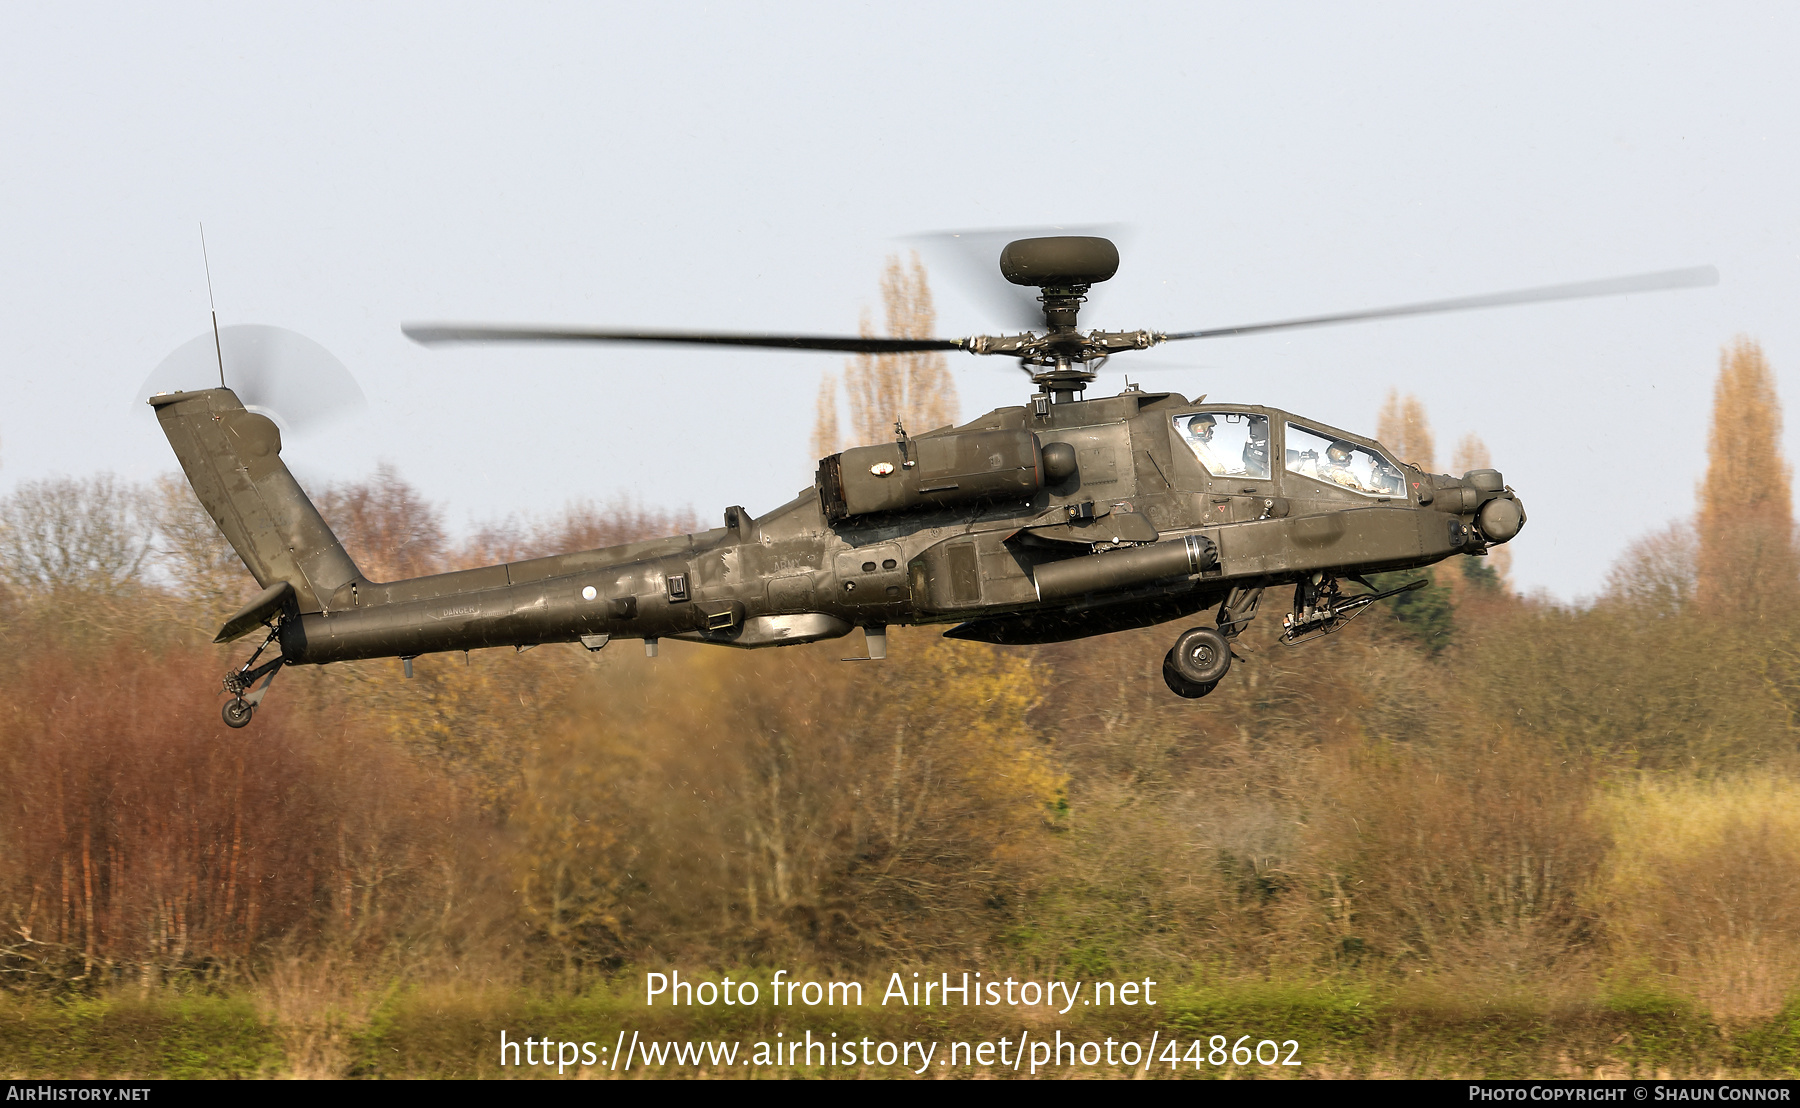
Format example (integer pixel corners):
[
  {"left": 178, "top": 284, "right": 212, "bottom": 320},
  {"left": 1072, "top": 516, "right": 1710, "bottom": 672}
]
[{"left": 220, "top": 622, "right": 286, "bottom": 728}]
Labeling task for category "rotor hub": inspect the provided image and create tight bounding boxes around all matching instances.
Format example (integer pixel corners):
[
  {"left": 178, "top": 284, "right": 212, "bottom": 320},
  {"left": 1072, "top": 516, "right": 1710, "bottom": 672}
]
[{"left": 1037, "top": 285, "right": 1090, "bottom": 333}]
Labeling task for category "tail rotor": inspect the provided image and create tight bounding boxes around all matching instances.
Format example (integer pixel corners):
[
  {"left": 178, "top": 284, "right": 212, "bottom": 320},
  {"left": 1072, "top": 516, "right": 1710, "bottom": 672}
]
[{"left": 137, "top": 325, "right": 366, "bottom": 432}]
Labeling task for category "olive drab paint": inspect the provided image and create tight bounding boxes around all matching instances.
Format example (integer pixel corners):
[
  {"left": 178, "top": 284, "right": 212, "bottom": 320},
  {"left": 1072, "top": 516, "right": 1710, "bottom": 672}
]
[
  {"left": 161, "top": 233, "right": 1726, "bottom": 724},
  {"left": 153, "top": 380, "right": 1522, "bottom": 718}
]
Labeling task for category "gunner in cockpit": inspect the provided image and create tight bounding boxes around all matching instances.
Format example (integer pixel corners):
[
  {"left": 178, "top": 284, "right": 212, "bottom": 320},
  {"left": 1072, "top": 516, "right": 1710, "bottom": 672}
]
[{"left": 1319, "top": 440, "right": 1364, "bottom": 490}]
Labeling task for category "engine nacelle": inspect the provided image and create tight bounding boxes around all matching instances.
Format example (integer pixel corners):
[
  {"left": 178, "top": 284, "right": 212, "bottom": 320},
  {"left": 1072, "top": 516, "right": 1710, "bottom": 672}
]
[{"left": 818, "top": 429, "right": 1044, "bottom": 521}]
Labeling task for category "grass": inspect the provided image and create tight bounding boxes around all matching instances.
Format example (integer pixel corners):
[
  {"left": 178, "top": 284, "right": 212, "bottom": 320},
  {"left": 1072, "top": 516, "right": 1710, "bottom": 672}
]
[
  {"left": 3, "top": 979, "right": 1795, "bottom": 1079},
  {"left": 0, "top": 994, "right": 284, "bottom": 1079}
]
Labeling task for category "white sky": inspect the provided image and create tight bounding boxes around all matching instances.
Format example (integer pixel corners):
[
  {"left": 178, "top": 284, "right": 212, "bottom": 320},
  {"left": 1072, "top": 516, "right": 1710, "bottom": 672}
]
[{"left": 3, "top": 2, "right": 1796, "bottom": 600}]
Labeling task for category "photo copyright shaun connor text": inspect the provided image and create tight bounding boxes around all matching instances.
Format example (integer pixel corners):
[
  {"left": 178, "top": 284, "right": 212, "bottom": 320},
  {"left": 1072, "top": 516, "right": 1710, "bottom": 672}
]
[{"left": 1469, "top": 1087, "right": 1791, "bottom": 1102}]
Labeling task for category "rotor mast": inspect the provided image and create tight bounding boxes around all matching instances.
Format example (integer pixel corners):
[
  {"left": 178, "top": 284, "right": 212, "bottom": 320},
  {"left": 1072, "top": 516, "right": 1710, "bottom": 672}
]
[{"left": 972, "top": 235, "right": 1160, "bottom": 402}]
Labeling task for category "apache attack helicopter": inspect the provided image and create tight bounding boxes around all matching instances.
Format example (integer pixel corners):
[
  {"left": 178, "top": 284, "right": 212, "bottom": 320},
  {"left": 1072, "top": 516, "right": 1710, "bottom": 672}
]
[{"left": 147, "top": 235, "right": 1715, "bottom": 726}]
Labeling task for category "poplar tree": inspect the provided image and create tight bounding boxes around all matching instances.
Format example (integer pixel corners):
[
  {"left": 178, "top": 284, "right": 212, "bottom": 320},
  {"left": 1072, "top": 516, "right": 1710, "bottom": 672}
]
[
  {"left": 1376, "top": 389, "right": 1437, "bottom": 472},
  {"left": 809, "top": 371, "right": 840, "bottom": 461},
  {"left": 1695, "top": 338, "right": 1799, "bottom": 615},
  {"left": 811, "top": 253, "right": 958, "bottom": 459},
  {"left": 1376, "top": 396, "right": 1514, "bottom": 595}
]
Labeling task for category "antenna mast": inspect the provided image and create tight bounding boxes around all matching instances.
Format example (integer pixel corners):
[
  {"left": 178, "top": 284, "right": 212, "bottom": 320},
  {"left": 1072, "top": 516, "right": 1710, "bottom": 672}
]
[{"left": 200, "top": 223, "right": 225, "bottom": 388}]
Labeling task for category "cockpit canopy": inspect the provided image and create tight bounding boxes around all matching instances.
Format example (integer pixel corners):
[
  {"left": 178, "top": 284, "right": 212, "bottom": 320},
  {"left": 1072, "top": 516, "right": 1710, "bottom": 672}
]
[
  {"left": 1172, "top": 411, "right": 1272, "bottom": 480},
  {"left": 1284, "top": 423, "right": 1405, "bottom": 497},
  {"left": 1172, "top": 409, "right": 1406, "bottom": 498}
]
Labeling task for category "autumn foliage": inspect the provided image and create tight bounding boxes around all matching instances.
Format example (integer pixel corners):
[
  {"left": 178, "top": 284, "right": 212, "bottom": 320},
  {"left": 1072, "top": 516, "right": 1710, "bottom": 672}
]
[
  {"left": 1696, "top": 338, "right": 1798, "bottom": 616},
  {"left": 0, "top": 336, "right": 1797, "bottom": 1030},
  {"left": 1376, "top": 389, "right": 1437, "bottom": 472}
]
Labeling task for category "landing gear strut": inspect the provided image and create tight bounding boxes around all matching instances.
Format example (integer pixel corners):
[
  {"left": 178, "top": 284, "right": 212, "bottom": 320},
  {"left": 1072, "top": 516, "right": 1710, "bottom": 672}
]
[{"left": 221, "top": 623, "right": 286, "bottom": 729}]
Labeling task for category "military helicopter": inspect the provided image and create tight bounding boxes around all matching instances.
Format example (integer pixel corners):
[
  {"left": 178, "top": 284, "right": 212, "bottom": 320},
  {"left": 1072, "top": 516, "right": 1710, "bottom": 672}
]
[{"left": 147, "top": 236, "right": 1714, "bottom": 726}]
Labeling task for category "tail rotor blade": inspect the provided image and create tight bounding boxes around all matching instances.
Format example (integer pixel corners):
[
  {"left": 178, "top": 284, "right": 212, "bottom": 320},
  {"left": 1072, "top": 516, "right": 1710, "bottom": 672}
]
[{"left": 138, "top": 325, "right": 366, "bottom": 431}]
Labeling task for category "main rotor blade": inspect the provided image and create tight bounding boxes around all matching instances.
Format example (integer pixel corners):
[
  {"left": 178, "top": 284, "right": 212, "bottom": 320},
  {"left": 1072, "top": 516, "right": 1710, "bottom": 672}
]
[
  {"left": 403, "top": 324, "right": 965, "bottom": 354},
  {"left": 1163, "top": 265, "right": 1719, "bottom": 342}
]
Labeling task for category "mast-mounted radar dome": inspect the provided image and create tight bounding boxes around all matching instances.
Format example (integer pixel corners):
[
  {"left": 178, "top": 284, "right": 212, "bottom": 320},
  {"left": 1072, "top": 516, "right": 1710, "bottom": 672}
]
[{"left": 998, "top": 236, "right": 1121, "bottom": 288}]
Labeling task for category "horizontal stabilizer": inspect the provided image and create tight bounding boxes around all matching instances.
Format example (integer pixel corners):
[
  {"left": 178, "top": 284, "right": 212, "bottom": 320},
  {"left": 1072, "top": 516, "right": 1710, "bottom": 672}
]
[{"left": 215, "top": 581, "right": 295, "bottom": 644}]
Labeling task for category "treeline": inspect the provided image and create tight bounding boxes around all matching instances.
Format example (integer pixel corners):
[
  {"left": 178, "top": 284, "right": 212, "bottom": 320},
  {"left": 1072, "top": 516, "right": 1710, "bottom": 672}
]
[{"left": 2, "top": 342, "right": 1798, "bottom": 1028}]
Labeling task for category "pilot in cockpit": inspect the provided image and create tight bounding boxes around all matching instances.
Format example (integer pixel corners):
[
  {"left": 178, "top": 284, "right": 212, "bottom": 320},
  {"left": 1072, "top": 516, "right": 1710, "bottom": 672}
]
[{"left": 1186, "top": 414, "right": 1231, "bottom": 474}]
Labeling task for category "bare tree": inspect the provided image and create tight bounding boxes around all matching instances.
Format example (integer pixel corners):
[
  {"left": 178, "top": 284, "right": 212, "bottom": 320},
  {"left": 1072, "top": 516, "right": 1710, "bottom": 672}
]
[
  {"left": 151, "top": 473, "right": 251, "bottom": 609},
  {"left": 314, "top": 464, "right": 449, "bottom": 582},
  {"left": 0, "top": 474, "right": 153, "bottom": 595},
  {"left": 1601, "top": 520, "right": 1696, "bottom": 618},
  {"left": 459, "top": 498, "right": 700, "bottom": 567}
]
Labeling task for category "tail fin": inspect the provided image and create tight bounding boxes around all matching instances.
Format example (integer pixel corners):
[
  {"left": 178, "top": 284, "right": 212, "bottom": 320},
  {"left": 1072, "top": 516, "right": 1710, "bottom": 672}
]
[{"left": 151, "top": 388, "right": 363, "bottom": 616}]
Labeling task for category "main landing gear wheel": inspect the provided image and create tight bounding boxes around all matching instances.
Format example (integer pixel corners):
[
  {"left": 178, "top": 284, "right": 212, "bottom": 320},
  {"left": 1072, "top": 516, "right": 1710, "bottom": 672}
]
[
  {"left": 222, "top": 698, "right": 254, "bottom": 729},
  {"left": 1171, "top": 625, "right": 1232, "bottom": 685},
  {"left": 1162, "top": 650, "right": 1219, "bottom": 699}
]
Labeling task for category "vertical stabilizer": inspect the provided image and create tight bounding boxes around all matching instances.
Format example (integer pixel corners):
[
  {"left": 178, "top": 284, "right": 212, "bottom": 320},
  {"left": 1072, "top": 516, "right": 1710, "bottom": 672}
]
[{"left": 151, "top": 388, "right": 362, "bottom": 614}]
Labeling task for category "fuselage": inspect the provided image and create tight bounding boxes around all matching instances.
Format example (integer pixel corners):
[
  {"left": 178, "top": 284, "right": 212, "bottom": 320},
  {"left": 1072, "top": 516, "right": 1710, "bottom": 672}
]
[{"left": 275, "top": 388, "right": 1504, "bottom": 666}]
